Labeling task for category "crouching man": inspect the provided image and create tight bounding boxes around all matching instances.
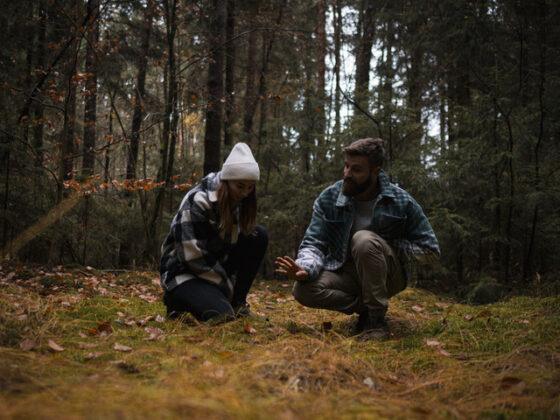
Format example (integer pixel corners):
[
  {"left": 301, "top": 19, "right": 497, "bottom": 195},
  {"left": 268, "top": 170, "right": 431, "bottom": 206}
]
[{"left": 275, "top": 138, "right": 440, "bottom": 340}]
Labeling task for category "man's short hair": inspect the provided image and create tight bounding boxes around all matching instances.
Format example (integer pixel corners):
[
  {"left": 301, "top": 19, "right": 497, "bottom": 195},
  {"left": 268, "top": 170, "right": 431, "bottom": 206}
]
[{"left": 343, "top": 138, "right": 386, "bottom": 167}]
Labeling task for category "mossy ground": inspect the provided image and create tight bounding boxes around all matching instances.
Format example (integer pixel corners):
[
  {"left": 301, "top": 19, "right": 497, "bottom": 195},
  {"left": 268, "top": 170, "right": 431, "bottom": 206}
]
[{"left": 0, "top": 264, "right": 559, "bottom": 419}]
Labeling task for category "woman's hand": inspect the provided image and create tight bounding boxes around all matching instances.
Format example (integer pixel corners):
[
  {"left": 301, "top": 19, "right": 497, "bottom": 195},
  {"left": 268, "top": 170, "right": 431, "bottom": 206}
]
[{"left": 274, "top": 256, "right": 309, "bottom": 281}]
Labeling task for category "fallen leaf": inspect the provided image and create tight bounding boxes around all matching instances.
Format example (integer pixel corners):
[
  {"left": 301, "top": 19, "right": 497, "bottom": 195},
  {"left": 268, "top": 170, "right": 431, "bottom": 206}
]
[
  {"left": 244, "top": 323, "right": 257, "bottom": 334},
  {"left": 210, "top": 368, "right": 225, "bottom": 379},
  {"left": 434, "top": 302, "right": 450, "bottom": 309},
  {"left": 113, "top": 343, "right": 132, "bottom": 352},
  {"left": 48, "top": 339, "right": 64, "bottom": 352},
  {"left": 267, "top": 326, "right": 284, "bottom": 336},
  {"left": 154, "top": 314, "right": 165, "bottom": 323},
  {"left": 137, "top": 315, "right": 154, "bottom": 326},
  {"left": 217, "top": 351, "right": 234, "bottom": 359},
  {"left": 425, "top": 339, "right": 442, "bottom": 348},
  {"left": 19, "top": 338, "right": 37, "bottom": 351},
  {"left": 411, "top": 305, "right": 424, "bottom": 313},
  {"left": 438, "top": 348, "right": 451, "bottom": 357},
  {"left": 84, "top": 352, "right": 103, "bottom": 360},
  {"left": 88, "top": 321, "right": 113, "bottom": 336},
  {"left": 144, "top": 326, "right": 164, "bottom": 341},
  {"left": 77, "top": 342, "right": 98, "bottom": 349},
  {"left": 500, "top": 376, "right": 526, "bottom": 394},
  {"left": 464, "top": 314, "right": 474, "bottom": 321},
  {"left": 363, "top": 377, "right": 377, "bottom": 390}
]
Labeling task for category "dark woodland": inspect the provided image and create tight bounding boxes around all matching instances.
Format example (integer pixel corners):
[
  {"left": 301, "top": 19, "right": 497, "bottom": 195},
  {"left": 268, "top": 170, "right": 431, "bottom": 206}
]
[{"left": 2, "top": 0, "right": 560, "bottom": 295}]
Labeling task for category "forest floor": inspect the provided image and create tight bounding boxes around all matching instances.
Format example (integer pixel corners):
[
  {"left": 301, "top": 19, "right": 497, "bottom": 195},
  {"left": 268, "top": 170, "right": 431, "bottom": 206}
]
[{"left": 0, "top": 263, "right": 559, "bottom": 419}]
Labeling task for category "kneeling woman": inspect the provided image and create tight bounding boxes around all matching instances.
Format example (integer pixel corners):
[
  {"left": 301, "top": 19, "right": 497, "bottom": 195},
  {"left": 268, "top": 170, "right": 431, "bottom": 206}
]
[{"left": 160, "top": 143, "right": 268, "bottom": 322}]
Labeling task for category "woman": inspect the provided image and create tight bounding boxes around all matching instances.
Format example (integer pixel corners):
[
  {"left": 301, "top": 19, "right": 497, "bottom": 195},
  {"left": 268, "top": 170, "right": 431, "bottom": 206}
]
[{"left": 160, "top": 143, "right": 268, "bottom": 322}]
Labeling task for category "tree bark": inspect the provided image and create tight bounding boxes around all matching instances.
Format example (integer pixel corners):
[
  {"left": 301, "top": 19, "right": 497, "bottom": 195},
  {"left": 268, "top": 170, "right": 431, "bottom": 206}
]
[
  {"left": 33, "top": 0, "right": 47, "bottom": 166},
  {"left": 333, "top": 0, "right": 342, "bottom": 140},
  {"left": 224, "top": 0, "right": 236, "bottom": 147},
  {"left": 126, "top": 0, "right": 154, "bottom": 180},
  {"left": 203, "top": 0, "right": 226, "bottom": 174},
  {"left": 242, "top": 7, "right": 258, "bottom": 146},
  {"left": 315, "top": 0, "right": 327, "bottom": 165},
  {"left": 82, "top": 0, "right": 100, "bottom": 177},
  {"left": 353, "top": 0, "right": 376, "bottom": 112},
  {"left": 59, "top": 34, "right": 80, "bottom": 198}
]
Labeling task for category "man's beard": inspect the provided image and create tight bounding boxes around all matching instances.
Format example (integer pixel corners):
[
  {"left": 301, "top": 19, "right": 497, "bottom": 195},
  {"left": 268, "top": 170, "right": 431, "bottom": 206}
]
[{"left": 343, "top": 174, "right": 373, "bottom": 196}]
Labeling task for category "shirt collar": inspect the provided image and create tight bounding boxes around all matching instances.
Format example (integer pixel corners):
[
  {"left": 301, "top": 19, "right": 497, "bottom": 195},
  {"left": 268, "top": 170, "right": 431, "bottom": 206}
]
[{"left": 204, "top": 172, "right": 221, "bottom": 203}]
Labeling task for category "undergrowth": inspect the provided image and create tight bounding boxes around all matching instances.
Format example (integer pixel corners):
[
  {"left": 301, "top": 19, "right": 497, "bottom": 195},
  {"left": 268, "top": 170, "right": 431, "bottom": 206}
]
[{"left": 0, "top": 264, "right": 559, "bottom": 419}]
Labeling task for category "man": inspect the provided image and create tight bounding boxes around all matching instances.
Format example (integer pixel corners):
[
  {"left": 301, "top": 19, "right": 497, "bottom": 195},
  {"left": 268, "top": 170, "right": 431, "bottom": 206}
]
[{"left": 275, "top": 138, "right": 440, "bottom": 339}]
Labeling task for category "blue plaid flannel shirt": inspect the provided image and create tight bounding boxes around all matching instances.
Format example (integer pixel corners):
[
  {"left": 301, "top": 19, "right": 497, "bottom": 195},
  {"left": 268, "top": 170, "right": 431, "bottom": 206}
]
[{"left": 296, "top": 170, "right": 440, "bottom": 283}]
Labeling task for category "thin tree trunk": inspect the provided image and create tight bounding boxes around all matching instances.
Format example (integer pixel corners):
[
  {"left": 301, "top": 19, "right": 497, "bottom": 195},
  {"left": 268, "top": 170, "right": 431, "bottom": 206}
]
[
  {"left": 353, "top": 0, "right": 376, "bottom": 112},
  {"left": 126, "top": 0, "right": 154, "bottom": 180},
  {"left": 203, "top": 0, "right": 226, "bottom": 174},
  {"left": 524, "top": 0, "right": 547, "bottom": 280},
  {"left": 382, "top": 19, "right": 395, "bottom": 160},
  {"left": 315, "top": 0, "right": 327, "bottom": 164},
  {"left": 82, "top": 0, "right": 100, "bottom": 177},
  {"left": 407, "top": 32, "right": 423, "bottom": 158},
  {"left": 33, "top": 0, "right": 47, "bottom": 166},
  {"left": 59, "top": 33, "right": 80, "bottom": 199},
  {"left": 242, "top": 5, "right": 257, "bottom": 145},
  {"left": 224, "top": 0, "right": 236, "bottom": 147},
  {"left": 333, "top": 0, "right": 342, "bottom": 140},
  {"left": 147, "top": 0, "right": 178, "bottom": 261},
  {"left": 104, "top": 109, "right": 112, "bottom": 187},
  {"left": 243, "top": 2, "right": 285, "bottom": 150}
]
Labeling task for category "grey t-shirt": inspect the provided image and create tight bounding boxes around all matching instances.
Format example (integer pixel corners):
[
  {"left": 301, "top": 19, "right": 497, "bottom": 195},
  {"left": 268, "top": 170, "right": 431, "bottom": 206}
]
[{"left": 351, "top": 199, "right": 375, "bottom": 237}]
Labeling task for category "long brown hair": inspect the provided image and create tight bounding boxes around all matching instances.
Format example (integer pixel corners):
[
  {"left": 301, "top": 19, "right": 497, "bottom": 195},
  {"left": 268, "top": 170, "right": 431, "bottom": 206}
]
[{"left": 217, "top": 181, "right": 257, "bottom": 235}]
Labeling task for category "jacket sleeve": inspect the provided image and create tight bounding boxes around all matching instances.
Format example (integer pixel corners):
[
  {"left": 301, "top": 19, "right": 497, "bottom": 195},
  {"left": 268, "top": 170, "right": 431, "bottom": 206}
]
[
  {"left": 172, "top": 192, "right": 231, "bottom": 291},
  {"left": 295, "top": 197, "right": 330, "bottom": 281},
  {"left": 391, "top": 197, "right": 440, "bottom": 265}
]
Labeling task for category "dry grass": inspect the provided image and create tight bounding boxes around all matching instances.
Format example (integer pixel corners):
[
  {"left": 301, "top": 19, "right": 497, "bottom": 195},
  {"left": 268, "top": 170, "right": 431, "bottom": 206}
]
[{"left": 0, "top": 264, "right": 559, "bottom": 419}]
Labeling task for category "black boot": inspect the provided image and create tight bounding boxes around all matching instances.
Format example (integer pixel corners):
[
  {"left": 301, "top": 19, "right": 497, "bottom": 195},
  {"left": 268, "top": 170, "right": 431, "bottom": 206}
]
[{"left": 358, "top": 311, "right": 389, "bottom": 341}]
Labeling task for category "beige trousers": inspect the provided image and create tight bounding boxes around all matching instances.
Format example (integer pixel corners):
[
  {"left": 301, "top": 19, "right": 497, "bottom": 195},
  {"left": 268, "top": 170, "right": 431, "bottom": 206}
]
[{"left": 293, "top": 230, "right": 406, "bottom": 316}]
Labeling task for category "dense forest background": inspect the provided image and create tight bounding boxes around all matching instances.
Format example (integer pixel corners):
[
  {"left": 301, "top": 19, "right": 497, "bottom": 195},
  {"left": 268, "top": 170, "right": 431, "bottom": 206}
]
[{"left": 1, "top": 0, "right": 559, "bottom": 294}]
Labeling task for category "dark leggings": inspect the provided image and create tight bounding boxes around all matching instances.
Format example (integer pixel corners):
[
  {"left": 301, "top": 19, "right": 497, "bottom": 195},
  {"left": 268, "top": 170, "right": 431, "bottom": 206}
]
[{"left": 164, "top": 225, "right": 268, "bottom": 321}]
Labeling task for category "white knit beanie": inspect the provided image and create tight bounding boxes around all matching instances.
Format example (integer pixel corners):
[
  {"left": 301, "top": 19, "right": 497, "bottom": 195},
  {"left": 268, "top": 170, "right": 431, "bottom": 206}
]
[{"left": 221, "top": 142, "right": 260, "bottom": 180}]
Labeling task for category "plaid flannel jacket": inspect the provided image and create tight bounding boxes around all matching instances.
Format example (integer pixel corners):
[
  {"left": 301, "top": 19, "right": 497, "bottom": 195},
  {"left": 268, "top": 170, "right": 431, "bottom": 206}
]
[
  {"left": 160, "top": 172, "right": 239, "bottom": 297},
  {"left": 296, "top": 170, "right": 440, "bottom": 283}
]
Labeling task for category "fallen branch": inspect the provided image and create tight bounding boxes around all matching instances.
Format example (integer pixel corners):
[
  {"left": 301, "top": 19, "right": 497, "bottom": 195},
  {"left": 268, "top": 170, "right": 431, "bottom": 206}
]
[{"left": 1, "top": 191, "right": 84, "bottom": 259}]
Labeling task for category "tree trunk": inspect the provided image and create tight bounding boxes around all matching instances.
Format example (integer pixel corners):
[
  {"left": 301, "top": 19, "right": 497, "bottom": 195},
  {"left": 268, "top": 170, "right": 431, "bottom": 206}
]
[
  {"left": 126, "top": 0, "right": 154, "bottom": 180},
  {"left": 224, "top": 0, "right": 236, "bottom": 147},
  {"left": 82, "top": 0, "right": 100, "bottom": 177},
  {"left": 523, "top": 0, "right": 547, "bottom": 280},
  {"left": 104, "top": 109, "right": 112, "bottom": 187},
  {"left": 146, "top": 0, "right": 178, "bottom": 262},
  {"left": 353, "top": 0, "right": 376, "bottom": 112},
  {"left": 59, "top": 34, "right": 80, "bottom": 198},
  {"left": 381, "top": 19, "right": 395, "bottom": 160},
  {"left": 33, "top": 0, "right": 47, "bottom": 167},
  {"left": 203, "top": 0, "right": 226, "bottom": 174},
  {"left": 315, "top": 0, "right": 327, "bottom": 164},
  {"left": 333, "top": 0, "right": 342, "bottom": 140},
  {"left": 242, "top": 5, "right": 257, "bottom": 145}
]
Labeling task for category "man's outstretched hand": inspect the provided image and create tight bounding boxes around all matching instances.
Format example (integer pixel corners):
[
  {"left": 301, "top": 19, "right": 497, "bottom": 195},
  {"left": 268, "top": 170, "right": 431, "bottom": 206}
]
[{"left": 275, "top": 256, "right": 309, "bottom": 281}]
